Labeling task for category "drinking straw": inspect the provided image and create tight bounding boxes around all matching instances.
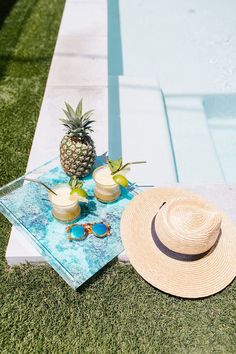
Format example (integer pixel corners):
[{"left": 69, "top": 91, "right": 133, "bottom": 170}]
[
  {"left": 129, "top": 161, "right": 147, "bottom": 165},
  {"left": 24, "top": 178, "right": 58, "bottom": 196}
]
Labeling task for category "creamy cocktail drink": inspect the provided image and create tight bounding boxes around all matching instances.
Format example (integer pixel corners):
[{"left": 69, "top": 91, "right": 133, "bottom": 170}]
[
  {"left": 49, "top": 184, "right": 81, "bottom": 222},
  {"left": 93, "top": 165, "right": 121, "bottom": 203}
]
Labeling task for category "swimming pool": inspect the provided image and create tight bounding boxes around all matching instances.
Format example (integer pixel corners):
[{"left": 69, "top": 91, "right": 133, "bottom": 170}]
[{"left": 108, "top": 0, "right": 236, "bottom": 183}]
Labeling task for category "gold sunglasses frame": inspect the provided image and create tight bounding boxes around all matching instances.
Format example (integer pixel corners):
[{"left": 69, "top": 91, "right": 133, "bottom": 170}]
[{"left": 66, "top": 222, "right": 111, "bottom": 241}]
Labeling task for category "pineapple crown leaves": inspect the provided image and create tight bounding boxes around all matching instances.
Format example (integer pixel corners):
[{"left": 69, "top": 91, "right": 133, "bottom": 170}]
[{"left": 60, "top": 99, "right": 95, "bottom": 138}]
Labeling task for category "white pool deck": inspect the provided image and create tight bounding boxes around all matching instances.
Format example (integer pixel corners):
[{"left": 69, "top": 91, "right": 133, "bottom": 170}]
[{"left": 5, "top": 0, "right": 236, "bottom": 265}]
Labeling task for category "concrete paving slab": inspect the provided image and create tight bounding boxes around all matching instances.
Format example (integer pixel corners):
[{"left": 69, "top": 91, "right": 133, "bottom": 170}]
[
  {"left": 59, "top": 1, "right": 107, "bottom": 37},
  {"left": 54, "top": 35, "right": 107, "bottom": 57},
  {"left": 47, "top": 41, "right": 107, "bottom": 86},
  {"left": 165, "top": 96, "right": 225, "bottom": 183},
  {"left": 112, "top": 76, "right": 177, "bottom": 185}
]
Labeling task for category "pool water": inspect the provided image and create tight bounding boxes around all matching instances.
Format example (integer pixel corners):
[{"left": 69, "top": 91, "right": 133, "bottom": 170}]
[
  {"left": 108, "top": 0, "right": 236, "bottom": 183},
  {"left": 203, "top": 95, "right": 236, "bottom": 182}
]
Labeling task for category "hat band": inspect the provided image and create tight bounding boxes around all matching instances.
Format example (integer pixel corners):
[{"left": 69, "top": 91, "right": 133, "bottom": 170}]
[{"left": 151, "top": 215, "right": 220, "bottom": 262}]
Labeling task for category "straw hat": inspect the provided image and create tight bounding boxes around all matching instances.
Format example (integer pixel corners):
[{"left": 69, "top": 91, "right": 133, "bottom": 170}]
[{"left": 121, "top": 188, "right": 236, "bottom": 298}]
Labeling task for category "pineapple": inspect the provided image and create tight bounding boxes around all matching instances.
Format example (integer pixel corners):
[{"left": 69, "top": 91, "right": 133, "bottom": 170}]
[{"left": 60, "top": 99, "right": 96, "bottom": 177}]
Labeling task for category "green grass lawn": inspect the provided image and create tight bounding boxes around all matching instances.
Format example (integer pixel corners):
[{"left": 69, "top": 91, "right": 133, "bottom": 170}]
[{"left": 0, "top": 1, "right": 236, "bottom": 353}]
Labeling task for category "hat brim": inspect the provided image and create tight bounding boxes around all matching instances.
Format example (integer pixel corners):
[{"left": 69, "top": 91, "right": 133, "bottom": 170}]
[{"left": 121, "top": 188, "right": 236, "bottom": 298}]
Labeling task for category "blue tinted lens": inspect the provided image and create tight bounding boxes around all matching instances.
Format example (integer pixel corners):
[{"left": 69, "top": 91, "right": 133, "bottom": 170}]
[
  {"left": 70, "top": 225, "right": 85, "bottom": 239},
  {"left": 92, "top": 223, "right": 107, "bottom": 236}
]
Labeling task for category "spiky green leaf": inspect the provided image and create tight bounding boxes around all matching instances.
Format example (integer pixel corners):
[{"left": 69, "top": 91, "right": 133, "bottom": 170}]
[
  {"left": 60, "top": 118, "right": 72, "bottom": 125},
  {"left": 65, "top": 102, "right": 76, "bottom": 119},
  {"left": 62, "top": 109, "right": 73, "bottom": 120},
  {"left": 81, "top": 110, "right": 94, "bottom": 121},
  {"left": 83, "top": 120, "right": 95, "bottom": 127},
  {"left": 76, "top": 98, "right": 83, "bottom": 117},
  {"left": 61, "top": 101, "right": 95, "bottom": 139}
]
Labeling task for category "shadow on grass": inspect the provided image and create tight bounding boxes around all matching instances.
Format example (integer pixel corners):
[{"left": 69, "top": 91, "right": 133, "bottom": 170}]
[
  {"left": 0, "top": 0, "right": 17, "bottom": 30},
  {"left": 0, "top": 0, "right": 39, "bottom": 80}
]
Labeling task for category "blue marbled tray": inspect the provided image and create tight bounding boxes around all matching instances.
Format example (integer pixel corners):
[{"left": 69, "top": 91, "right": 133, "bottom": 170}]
[{"left": 0, "top": 157, "right": 134, "bottom": 289}]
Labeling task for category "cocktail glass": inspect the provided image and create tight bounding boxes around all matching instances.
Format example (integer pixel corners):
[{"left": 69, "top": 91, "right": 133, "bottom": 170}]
[
  {"left": 48, "top": 183, "right": 81, "bottom": 222},
  {"left": 93, "top": 165, "right": 121, "bottom": 203}
]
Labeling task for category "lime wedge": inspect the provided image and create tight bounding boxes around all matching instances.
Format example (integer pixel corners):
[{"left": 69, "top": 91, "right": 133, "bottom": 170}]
[
  {"left": 70, "top": 188, "right": 88, "bottom": 198},
  {"left": 112, "top": 174, "right": 129, "bottom": 188}
]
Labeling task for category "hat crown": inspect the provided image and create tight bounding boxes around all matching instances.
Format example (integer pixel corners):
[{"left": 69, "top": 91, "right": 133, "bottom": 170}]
[{"left": 156, "top": 197, "right": 222, "bottom": 255}]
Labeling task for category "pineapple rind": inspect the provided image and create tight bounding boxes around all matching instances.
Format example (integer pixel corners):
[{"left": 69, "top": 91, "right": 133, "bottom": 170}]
[
  {"left": 60, "top": 135, "right": 96, "bottom": 177},
  {"left": 60, "top": 101, "right": 96, "bottom": 177}
]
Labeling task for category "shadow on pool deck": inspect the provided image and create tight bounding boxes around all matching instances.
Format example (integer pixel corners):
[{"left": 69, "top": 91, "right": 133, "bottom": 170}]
[
  {"left": 108, "top": 0, "right": 124, "bottom": 160},
  {"left": 108, "top": 0, "right": 123, "bottom": 76},
  {"left": 108, "top": 76, "right": 122, "bottom": 160}
]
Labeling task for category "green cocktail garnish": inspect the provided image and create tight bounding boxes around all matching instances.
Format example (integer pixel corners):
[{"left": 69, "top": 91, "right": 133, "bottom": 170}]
[
  {"left": 108, "top": 158, "right": 146, "bottom": 188},
  {"left": 112, "top": 174, "right": 129, "bottom": 188},
  {"left": 69, "top": 176, "right": 88, "bottom": 202},
  {"left": 107, "top": 158, "right": 146, "bottom": 175}
]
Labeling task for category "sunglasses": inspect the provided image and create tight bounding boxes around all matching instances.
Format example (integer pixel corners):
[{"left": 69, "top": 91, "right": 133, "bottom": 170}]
[{"left": 66, "top": 222, "right": 111, "bottom": 241}]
